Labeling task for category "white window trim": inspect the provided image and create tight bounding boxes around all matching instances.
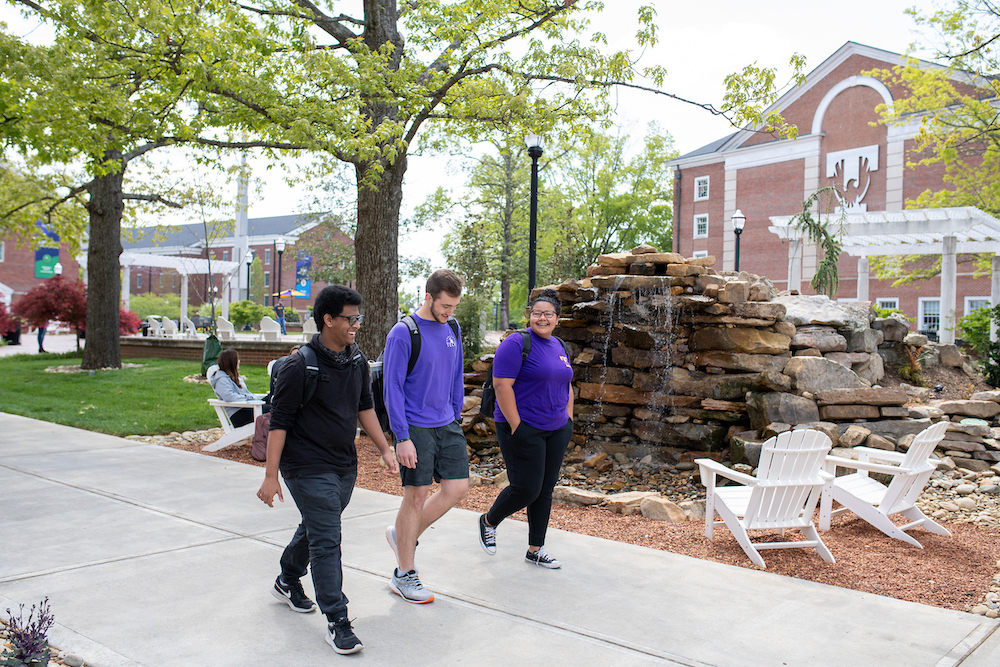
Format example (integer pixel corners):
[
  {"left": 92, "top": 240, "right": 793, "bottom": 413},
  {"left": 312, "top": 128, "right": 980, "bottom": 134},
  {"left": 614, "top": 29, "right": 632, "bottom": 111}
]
[
  {"left": 964, "top": 296, "right": 991, "bottom": 316},
  {"left": 694, "top": 214, "right": 709, "bottom": 239},
  {"left": 264, "top": 271, "right": 271, "bottom": 288},
  {"left": 0, "top": 241, "right": 5, "bottom": 262},
  {"left": 875, "top": 297, "right": 898, "bottom": 310},
  {"left": 694, "top": 175, "right": 710, "bottom": 201},
  {"left": 265, "top": 249, "right": 272, "bottom": 265},
  {"left": 918, "top": 297, "right": 941, "bottom": 332},
  {"left": 692, "top": 250, "right": 709, "bottom": 259}
]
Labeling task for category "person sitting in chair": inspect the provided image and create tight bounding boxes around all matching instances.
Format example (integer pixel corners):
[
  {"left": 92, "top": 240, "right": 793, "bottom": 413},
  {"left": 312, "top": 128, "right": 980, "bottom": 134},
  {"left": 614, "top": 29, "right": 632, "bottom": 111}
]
[{"left": 210, "top": 349, "right": 258, "bottom": 428}]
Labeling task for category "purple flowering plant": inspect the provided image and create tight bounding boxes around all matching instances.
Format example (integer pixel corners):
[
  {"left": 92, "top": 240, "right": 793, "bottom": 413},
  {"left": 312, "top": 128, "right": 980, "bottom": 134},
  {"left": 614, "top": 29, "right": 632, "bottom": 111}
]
[{"left": 1, "top": 598, "right": 53, "bottom": 666}]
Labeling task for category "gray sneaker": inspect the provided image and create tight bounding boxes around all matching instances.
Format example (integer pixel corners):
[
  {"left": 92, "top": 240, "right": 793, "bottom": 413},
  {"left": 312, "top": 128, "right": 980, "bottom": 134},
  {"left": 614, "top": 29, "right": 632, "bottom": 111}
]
[{"left": 389, "top": 568, "right": 434, "bottom": 604}]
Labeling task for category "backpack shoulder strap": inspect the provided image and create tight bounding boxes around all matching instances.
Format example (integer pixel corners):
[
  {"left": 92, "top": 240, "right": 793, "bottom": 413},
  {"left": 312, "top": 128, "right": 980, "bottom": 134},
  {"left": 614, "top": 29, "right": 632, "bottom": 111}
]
[
  {"left": 298, "top": 345, "right": 320, "bottom": 407},
  {"left": 401, "top": 314, "right": 421, "bottom": 376},
  {"left": 519, "top": 329, "right": 531, "bottom": 361},
  {"left": 447, "top": 317, "right": 460, "bottom": 340},
  {"left": 553, "top": 335, "right": 569, "bottom": 358}
]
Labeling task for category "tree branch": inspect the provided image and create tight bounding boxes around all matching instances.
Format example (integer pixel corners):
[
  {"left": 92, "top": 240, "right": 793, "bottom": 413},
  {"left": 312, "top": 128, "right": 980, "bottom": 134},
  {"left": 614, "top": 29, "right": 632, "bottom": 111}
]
[{"left": 122, "top": 193, "right": 184, "bottom": 208}]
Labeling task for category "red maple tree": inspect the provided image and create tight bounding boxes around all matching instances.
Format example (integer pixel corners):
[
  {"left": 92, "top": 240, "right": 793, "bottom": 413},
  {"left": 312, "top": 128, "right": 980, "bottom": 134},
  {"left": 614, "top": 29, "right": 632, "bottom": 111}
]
[
  {"left": 13, "top": 275, "right": 88, "bottom": 350},
  {"left": 0, "top": 300, "right": 14, "bottom": 337}
]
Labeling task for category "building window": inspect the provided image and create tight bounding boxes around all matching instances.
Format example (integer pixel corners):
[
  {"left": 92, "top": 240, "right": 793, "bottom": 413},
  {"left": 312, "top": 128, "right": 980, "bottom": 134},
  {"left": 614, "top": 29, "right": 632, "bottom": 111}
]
[
  {"left": 692, "top": 250, "right": 709, "bottom": 259},
  {"left": 918, "top": 298, "right": 940, "bottom": 333},
  {"left": 265, "top": 249, "right": 271, "bottom": 265},
  {"left": 222, "top": 250, "right": 229, "bottom": 261},
  {"left": 136, "top": 273, "right": 142, "bottom": 289},
  {"left": 875, "top": 297, "right": 898, "bottom": 311},
  {"left": 694, "top": 215, "right": 708, "bottom": 239},
  {"left": 965, "top": 297, "right": 990, "bottom": 316},
  {"left": 264, "top": 271, "right": 271, "bottom": 289},
  {"left": 694, "top": 176, "right": 709, "bottom": 201}
]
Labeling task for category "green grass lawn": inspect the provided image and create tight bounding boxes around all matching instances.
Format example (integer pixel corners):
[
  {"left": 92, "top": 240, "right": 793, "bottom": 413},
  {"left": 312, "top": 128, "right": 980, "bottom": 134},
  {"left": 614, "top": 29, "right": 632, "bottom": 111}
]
[{"left": 0, "top": 353, "right": 272, "bottom": 436}]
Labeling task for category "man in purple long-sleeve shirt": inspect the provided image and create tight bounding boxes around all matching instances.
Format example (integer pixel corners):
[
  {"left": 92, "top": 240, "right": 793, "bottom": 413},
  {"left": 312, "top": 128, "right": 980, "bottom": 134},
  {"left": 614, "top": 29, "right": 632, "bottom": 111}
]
[{"left": 383, "top": 269, "right": 468, "bottom": 604}]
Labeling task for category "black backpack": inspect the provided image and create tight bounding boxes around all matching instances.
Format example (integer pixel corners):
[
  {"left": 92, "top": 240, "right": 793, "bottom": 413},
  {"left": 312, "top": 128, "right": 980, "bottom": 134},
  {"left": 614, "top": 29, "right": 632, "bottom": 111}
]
[
  {"left": 479, "top": 330, "right": 568, "bottom": 418},
  {"left": 270, "top": 343, "right": 361, "bottom": 413},
  {"left": 372, "top": 315, "right": 461, "bottom": 435}
]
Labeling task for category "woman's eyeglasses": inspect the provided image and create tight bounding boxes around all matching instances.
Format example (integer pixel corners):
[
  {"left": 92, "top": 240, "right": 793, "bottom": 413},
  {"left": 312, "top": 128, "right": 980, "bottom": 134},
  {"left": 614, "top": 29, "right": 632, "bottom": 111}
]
[{"left": 530, "top": 310, "right": 558, "bottom": 319}]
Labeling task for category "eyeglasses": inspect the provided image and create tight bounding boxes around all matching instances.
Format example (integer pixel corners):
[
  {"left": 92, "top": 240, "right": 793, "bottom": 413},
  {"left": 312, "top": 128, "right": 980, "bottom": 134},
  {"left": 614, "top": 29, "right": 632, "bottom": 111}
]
[
  {"left": 335, "top": 314, "right": 365, "bottom": 326},
  {"left": 530, "top": 310, "right": 558, "bottom": 319}
]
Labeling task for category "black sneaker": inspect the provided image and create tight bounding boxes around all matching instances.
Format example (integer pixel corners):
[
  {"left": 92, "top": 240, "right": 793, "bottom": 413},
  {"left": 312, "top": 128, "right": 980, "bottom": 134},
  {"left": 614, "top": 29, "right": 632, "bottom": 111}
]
[
  {"left": 326, "top": 616, "right": 363, "bottom": 654},
  {"left": 271, "top": 575, "right": 316, "bottom": 613},
  {"left": 525, "top": 547, "right": 561, "bottom": 569},
  {"left": 478, "top": 514, "right": 497, "bottom": 555}
]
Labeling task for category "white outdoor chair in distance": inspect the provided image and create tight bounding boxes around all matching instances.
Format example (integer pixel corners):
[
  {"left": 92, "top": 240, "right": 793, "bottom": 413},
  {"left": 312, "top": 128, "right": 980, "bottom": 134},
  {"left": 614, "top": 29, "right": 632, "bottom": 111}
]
[
  {"left": 259, "top": 315, "right": 281, "bottom": 341},
  {"left": 160, "top": 317, "right": 179, "bottom": 337},
  {"left": 180, "top": 315, "right": 199, "bottom": 338},
  {"left": 819, "top": 421, "right": 950, "bottom": 548},
  {"left": 301, "top": 316, "right": 318, "bottom": 341},
  {"left": 696, "top": 429, "right": 835, "bottom": 569},
  {"left": 146, "top": 315, "right": 164, "bottom": 337},
  {"left": 203, "top": 365, "right": 265, "bottom": 452},
  {"left": 216, "top": 317, "right": 235, "bottom": 341}
]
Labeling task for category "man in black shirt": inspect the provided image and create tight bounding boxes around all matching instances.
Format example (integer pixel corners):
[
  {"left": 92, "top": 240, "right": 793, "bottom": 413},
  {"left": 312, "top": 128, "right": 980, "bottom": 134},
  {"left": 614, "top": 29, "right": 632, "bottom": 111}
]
[{"left": 258, "top": 285, "right": 397, "bottom": 655}]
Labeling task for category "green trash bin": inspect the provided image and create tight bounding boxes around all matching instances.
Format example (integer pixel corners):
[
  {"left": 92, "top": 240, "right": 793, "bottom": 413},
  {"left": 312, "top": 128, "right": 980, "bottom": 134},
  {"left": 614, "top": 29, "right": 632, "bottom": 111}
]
[{"left": 202, "top": 334, "right": 222, "bottom": 376}]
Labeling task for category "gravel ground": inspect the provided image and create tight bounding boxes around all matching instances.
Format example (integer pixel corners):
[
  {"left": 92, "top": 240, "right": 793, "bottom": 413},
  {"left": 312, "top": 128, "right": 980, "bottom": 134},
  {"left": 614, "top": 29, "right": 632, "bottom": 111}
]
[{"left": 154, "top": 430, "right": 1000, "bottom": 615}]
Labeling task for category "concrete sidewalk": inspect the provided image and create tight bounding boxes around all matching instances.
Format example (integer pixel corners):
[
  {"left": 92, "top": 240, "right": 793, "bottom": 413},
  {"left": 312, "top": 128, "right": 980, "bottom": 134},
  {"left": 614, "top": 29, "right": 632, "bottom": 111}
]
[{"left": 1, "top": 412, "right": 997, "bottom": 667}]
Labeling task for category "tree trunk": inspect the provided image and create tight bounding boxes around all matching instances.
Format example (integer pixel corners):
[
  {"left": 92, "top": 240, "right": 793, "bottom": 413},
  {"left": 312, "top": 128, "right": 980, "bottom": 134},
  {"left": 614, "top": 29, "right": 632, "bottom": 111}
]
[
  {"left": 499, "top": 150, "right": 516, "bottom": 330},
  {"left": 81, "top": 153, "right": 124, "bottom": 369},
  {"left": 354, "top": 158, "right": 405, "bottom": 357}
]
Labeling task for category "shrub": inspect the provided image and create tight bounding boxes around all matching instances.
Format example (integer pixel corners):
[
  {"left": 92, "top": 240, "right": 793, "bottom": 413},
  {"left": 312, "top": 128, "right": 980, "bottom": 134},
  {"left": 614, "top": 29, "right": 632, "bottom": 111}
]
[
  {"left": 127, "top": 293, "right": 190, "bottom": 321},
  {"left": 873, "top": 305, "right": 913, "bottom": 320},
  {"left": 0, "top": 300, "right": 14, "bottom": 335},
  {"left": 454, "top": 294, "right": 486, "bottom": 362},
  {"left": 957, "top": 304, "right": 1000, "bottom": 358},
  {"left": 119, "top": 308, "right": 142, "bottom": 335},
  {"left": 228, "top": 300, "right": 273, "bottom": 329}
]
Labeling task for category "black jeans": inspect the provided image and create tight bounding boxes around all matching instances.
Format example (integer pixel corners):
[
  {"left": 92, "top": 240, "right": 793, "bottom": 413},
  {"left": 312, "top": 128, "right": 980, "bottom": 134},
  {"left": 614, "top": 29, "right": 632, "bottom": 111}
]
[
  {"left": 487, "top": 419, "right": 573, "bottom": 547},
  {"left": 280, "top": 471, "right": 357, "bottom": 620},
  {"left": 230, "top": 407, "right": 254, "bottom": 428}
]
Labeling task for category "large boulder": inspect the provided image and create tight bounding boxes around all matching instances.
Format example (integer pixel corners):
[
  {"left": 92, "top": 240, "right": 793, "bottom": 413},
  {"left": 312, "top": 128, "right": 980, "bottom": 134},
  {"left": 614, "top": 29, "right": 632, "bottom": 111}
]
[
  {"left": 931, "top": 400, "right": 1000, "bottom": 419},
  {"left": 690, "top": 327, "right": 791, "bottom": 354},
  {"left": 631, "top": 421, "right": 728, "bottom": 451},
  {"left": 847, "top": 328, "right": 883, "bottom": 353},
  {"left": 853, "top": 352, "right": 885, "bottom": 384},
  {"left": 783, "top": 356, "right": 867, "bottom": 393},
  {"left": 746, "top": 392, "right": 820, "bottom": 430},
  {"left": 937, "top": 344, "right": 965, "bottom": 368},
  {"left": 790, "top": 325, "right": 848, "bottom": 352},
  {"left": 873, "top": 314, "right": 910, "bottom": 342},
  {"left": 774, "top": 295, "right": 866, "bottom": 329}
]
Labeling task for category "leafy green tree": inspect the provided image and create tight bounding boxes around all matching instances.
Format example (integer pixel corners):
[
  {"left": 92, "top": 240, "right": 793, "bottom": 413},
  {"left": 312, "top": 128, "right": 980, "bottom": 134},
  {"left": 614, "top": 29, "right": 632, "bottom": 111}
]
[
  {"left": 228, "top": 300, "right": 273, "bottom": 329},
  {"left": 224, "top": 1, "right": 802, "bottom": 355},
  {"left": 0, "top": 1, "right": 298, "bottom": 369},
  {"left": 249, "top": 257, "right": 266, "bottom": 304},
  {"left": 866, "top": 1, "right": 1000, "bottom": 287}
]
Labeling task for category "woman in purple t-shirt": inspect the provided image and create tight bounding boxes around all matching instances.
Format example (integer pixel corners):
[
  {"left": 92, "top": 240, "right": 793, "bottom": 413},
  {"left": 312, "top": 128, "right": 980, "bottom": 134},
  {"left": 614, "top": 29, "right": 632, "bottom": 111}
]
[{"left": 477, "top": 289, "right": 574, "bottom": 569}]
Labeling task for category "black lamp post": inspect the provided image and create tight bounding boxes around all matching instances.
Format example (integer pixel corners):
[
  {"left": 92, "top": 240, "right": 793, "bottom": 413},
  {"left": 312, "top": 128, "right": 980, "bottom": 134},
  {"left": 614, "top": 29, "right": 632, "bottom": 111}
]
[
  {"left": 526, "top": 133, "right": 544, "bottom": 294},
  {"left": 732, "top": 209, "right": 746, "bottom": 272},
  {"left": 245, "top": 249, "right": 254, "bottom": 302},
  {"left": 275, "top": 239, "right": 285, "bottom": 305}
]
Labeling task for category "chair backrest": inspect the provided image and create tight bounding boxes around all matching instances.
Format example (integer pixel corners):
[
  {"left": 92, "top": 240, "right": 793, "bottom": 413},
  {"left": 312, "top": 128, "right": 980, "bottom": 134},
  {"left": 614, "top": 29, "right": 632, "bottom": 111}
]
[
  {"left": 745, "top": 430, "right": 833, "bottom": 529},
  {"left": 217, "top": 317, "right": 234, "bottom": 332},
  {"left": 147, "top": 315, "right": 163, "bottom": 334},
  {"left": 302, "top": 317, "right": 318, "bottom": 335},
  {"left": 161, "top": 318, "right": 178, "bottom": 334},
  {"left": 881, "top": 421, "right": 949, "bottom": 513},
  {"left": 260, "top": 316, "right": 280, "bottom": 332},
  {"left": 181, "top": 315, "right": 196, "bottom": 333}
]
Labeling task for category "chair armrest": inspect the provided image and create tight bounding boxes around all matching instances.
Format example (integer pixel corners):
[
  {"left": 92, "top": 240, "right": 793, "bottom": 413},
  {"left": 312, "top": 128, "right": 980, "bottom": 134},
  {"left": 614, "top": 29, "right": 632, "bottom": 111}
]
[
  {"left": 208, "top": 398, "right": 265, "bottom": 408},
  {"left": 695, "top": 458, "right": 756, "bottom": 486},
  {"left": 851, "top": 446, "right": 906, "bottom": 463},
  {"left": 252, "top": 393, "right": 267, "bottom": 400},
  {"left": 824, "top": 455, "right": 910, "bottom": 476}
]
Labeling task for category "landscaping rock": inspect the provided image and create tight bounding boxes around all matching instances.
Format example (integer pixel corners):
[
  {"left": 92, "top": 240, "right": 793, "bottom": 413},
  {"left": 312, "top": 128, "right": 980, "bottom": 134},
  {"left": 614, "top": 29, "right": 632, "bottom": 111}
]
[
  {"left": 783, "top": 357, "right": 867, "bottom": 393},
  {"left": 640, "top": 496, "right": 688, "bottom": 522}
]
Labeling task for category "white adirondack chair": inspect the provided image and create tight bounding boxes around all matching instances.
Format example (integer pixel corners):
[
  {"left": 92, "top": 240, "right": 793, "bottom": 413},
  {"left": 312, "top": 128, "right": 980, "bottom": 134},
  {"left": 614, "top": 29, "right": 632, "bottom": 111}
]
[
  {"left": 301, "top": 316, "right": 318, "bottom": 341},
  {"left": 146, "top": 315, "right": 164, "bottom": 337},
  {"left": 161, "top": 317, "right": 179, "bottom": 337},
  {"left": 203, "top": 365, "right": 265, "bottom": 452},
  {"left": 697, "top": 429, "right": 835, "bottom": 569},
  {"left": 819, "top": 421, "right": 950, "bottom": 548},
  {"left": 259, "top": 316, "right": 281, "bottom": 341},
  {"left": 216, "top": 317, "right": 235, "bottom": 341},
  {"left": 180, "top": 315, "right": 198, "bottom": 338}
]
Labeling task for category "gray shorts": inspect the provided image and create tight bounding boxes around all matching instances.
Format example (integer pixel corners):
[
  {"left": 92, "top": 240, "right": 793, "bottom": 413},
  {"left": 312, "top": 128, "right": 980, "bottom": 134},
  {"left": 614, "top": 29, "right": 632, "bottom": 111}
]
[{"left": 400, "top": 420, "right": 470, "bottom": 487}]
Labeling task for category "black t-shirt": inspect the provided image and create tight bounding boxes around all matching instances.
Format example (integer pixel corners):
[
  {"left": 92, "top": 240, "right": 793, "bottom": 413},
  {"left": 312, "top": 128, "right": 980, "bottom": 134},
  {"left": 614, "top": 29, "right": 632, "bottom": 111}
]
[
  {"left": 274, "top": 303, "right": 285, "bottom": 317},
  {"left": 269, "top": 338, "right": 372, "bottom": 477}
]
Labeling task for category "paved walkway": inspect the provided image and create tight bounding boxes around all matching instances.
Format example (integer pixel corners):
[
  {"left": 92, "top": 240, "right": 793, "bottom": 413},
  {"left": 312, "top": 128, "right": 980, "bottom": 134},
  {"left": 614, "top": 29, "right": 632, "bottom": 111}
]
[
  {"left": 0, "top": 332, "right": 82, "bottom": 358},
  {"left": 2, "top": 412, "right": 998, "bottom": 666}
]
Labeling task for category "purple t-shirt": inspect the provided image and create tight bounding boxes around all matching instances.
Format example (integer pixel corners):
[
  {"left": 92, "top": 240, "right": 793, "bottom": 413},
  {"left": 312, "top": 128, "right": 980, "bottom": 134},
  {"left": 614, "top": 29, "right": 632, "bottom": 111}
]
[
  {"left": 492, "top": 330, "right": 573, "bottom": 431},
  {"left": 383, "top": 314, "right": 464, "bottom": 440}
]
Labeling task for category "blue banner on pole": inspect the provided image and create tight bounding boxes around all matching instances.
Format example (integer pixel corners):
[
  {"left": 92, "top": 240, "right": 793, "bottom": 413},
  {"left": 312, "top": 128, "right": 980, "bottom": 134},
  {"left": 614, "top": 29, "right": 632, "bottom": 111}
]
[{"left": 295, "top": 257, "right": 312, "bottom": 297}]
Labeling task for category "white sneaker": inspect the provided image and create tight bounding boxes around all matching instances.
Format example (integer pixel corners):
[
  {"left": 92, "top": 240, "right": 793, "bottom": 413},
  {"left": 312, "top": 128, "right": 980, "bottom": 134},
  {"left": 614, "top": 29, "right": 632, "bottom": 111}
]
[
  {"left": 386, "top": 525, "right": 419, "bottom": 571},
  {"left": 525, "top": 547, "right": 561, "bottom": 569}
]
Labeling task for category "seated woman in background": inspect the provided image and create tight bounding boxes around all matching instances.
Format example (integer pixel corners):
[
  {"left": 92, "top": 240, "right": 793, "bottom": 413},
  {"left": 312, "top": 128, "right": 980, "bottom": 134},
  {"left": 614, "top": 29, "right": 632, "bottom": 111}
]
[{"left": 210, "top": 349, "right": 258, "bottom": 428}]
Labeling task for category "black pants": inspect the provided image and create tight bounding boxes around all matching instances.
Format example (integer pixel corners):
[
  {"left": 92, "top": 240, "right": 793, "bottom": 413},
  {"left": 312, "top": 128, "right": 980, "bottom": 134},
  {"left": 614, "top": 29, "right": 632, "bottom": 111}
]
[
  {"left": 487, "top": 419, "right": 573, "bottom": 547},
  {"left": 230, "top": 407, "right": 254, "bottom": 428}
]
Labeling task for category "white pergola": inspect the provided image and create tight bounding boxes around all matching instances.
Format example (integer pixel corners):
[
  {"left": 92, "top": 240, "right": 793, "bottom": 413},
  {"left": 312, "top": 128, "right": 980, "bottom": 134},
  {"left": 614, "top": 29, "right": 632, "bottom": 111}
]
[
  {"left": 769, "top": 207, "right": 1000, "bottom": 344},
  {"left": 121, "top": 252, "right": 242, "bottom": 334}
]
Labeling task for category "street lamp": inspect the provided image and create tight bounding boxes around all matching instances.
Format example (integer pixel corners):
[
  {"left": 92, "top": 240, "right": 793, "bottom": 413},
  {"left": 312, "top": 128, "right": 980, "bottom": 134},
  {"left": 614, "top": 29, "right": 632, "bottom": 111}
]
[
  {"left": 525, "top": 133, "right": 544, "bottom": 295},
  {"left": 53, "top": 262, "right": 63, "bottom": 276},
  {"left": 275, "top": 239, "right": 286, "bottom": 305},
  {"left": 245, "top": 249, "right": 254, "bottom": 302},
  {"left": 731, "top": 209, "right": 746, "bottom": 272}
]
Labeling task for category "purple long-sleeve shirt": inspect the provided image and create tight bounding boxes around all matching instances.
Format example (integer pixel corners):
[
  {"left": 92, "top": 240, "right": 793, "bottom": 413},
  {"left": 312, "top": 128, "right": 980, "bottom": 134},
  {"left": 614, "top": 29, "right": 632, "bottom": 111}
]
[{"left": 383, "top": 314, "right": 464, "bottom": 441}]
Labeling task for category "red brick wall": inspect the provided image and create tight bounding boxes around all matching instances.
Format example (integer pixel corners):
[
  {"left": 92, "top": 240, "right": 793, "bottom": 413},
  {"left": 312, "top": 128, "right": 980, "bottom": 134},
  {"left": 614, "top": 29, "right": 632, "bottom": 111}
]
[
  {"left": 736, "top": 160, "right": 807, "bottom": 282},
  {"left": 120, "top": 337, "right": 298, "bottom": 366},
  {"left": 1, "top": 236, "right": 83, "bottom": 306}
]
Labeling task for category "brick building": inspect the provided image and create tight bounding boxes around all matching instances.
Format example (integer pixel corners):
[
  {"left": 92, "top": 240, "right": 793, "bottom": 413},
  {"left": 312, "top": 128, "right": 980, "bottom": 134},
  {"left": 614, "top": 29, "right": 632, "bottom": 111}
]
[
  {"left": 0, "top": 233, "right": 82, "bottom": 310},
  {"left": 668, "top": 42, "right": 997, "bottom": 338}
]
